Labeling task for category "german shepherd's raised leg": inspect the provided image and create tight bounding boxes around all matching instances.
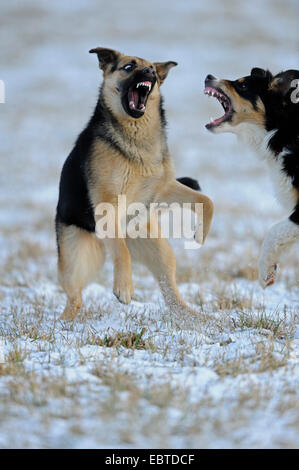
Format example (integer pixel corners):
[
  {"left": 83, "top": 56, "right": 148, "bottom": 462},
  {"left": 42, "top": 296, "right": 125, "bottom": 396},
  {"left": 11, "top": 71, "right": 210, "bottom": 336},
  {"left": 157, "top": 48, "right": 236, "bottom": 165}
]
[
  {"left": 159, "top": 180, "right": 214, "bottom": 243},
  {"left": 57, "top": 224, "right": 105, "bottom": 320}
]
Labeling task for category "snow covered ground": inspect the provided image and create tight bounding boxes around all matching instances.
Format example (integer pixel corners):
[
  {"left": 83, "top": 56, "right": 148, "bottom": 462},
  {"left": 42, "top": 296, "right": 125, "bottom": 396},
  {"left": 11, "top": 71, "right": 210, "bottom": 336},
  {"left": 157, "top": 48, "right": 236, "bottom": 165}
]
[{"left": 0, "top": 0, "right": 298, "bottom": 448}]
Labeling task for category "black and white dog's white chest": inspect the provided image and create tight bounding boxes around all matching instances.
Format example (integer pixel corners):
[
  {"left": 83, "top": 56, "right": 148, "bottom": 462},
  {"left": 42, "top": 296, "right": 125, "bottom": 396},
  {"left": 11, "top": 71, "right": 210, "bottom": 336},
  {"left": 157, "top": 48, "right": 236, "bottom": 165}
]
[
  {"left": 237, "top": 124, "right": 298, "bottom": 212},
  {"left": 235, "top": 124, "right": 299, "bottom": 287},
  {"left": 266, "top": 150, "right": 297, "bottom": 211}
]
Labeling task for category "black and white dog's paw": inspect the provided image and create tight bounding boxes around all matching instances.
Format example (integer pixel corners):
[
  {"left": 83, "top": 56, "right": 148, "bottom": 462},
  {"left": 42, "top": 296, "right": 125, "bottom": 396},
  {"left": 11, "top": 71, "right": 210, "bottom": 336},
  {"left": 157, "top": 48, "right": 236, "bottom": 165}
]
[{"left": 258, "top": 257, "right": 278, "bottom": 288}]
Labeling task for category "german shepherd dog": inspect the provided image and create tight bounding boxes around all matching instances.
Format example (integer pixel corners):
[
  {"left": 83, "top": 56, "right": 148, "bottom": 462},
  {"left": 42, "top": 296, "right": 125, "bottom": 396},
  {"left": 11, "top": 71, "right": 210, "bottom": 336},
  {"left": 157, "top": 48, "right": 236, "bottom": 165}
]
[
  {"left": 204, "top": 68, "right": 299, "bottom": 287},
  {"left": 56, "top": 47, "right": 213, "bottom": 320}
]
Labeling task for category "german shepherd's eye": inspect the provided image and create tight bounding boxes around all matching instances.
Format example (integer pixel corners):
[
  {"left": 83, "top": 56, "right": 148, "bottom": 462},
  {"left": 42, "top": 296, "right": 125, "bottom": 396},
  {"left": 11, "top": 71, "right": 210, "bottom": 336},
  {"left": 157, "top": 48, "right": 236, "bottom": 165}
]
[{"left": 122, "top": 63, "right": 135, "bottom": 72}]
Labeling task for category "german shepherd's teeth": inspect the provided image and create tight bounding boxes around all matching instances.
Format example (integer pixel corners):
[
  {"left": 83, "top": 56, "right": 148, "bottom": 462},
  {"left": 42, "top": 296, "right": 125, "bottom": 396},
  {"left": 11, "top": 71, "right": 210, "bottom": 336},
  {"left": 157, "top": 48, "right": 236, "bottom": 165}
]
[{"left": 136, "top": 82, "right": 152, "bottom": 90}]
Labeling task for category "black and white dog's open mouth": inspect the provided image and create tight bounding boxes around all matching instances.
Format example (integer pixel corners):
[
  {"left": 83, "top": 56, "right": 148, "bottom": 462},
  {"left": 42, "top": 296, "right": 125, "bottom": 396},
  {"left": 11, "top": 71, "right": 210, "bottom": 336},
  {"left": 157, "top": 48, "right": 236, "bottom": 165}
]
[
  {"left": 204, "top": 86, "right": 233, "bottom": 129},
  {"left": 128, "top": 80, "right": 153, "bottom": 114}
]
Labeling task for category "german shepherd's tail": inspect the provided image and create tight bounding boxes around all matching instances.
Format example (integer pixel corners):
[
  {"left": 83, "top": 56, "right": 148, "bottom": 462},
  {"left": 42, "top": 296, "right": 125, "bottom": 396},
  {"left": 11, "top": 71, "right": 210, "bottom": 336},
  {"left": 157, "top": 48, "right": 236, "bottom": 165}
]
[{"left": 176, "top": 177, "right": 201, "bottom": 191}]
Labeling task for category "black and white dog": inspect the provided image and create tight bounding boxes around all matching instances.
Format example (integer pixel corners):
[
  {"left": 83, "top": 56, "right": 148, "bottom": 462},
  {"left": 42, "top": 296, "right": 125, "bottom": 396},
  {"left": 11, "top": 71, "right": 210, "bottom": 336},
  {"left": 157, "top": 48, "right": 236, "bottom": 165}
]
[{"left": 204, "top": 68, "right": 299, "bottom": 287}]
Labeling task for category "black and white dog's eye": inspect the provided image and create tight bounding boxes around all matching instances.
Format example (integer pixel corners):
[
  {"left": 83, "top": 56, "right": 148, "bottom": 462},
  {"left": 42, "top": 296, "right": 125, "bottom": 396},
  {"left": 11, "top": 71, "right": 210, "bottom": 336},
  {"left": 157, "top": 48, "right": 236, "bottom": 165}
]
[
  {"left": 240, "top": 83, "right": 247, "bottom": 90},
  {"left": 123, "top": 64, "right": 133, "bottom": 71}
]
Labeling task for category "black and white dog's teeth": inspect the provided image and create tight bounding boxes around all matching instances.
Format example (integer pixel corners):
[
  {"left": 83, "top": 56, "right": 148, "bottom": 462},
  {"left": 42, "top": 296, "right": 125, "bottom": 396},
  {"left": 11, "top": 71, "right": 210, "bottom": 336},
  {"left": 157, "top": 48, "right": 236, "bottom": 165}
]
[
  {"left": 205, "top": 89, "right": 218, "bottom": 97},
  {"left": 204, "top": 88, "right": 229, "bottom": 108},
  {"left": 205, "top": 89, "right": 224, "bottom": 100}
]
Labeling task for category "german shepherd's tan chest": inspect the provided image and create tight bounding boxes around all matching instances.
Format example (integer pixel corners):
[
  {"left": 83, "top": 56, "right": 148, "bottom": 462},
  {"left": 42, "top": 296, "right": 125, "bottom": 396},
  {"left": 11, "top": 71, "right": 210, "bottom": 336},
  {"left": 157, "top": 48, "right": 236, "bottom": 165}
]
[{"left": 88, "top": 140, "right": 174, "bottom": 209}]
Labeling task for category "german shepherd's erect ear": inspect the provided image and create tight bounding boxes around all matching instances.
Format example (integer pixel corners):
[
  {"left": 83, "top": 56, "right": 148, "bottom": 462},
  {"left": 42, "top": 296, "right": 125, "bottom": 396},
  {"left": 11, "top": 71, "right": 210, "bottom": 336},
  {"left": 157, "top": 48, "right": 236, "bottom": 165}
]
[
  {"left": 154, "top": 61, "right": 178, "bottom": 84},
  {"left": 89, "top": 47, "right": 121, "bottom": 71}
]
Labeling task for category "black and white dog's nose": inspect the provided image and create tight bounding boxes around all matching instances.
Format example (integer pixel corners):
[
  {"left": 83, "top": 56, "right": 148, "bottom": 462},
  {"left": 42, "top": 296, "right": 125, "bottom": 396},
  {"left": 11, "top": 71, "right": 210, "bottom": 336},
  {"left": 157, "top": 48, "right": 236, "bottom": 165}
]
[{"left": 205, "top": 74, "right": 217, "bottom": 82}]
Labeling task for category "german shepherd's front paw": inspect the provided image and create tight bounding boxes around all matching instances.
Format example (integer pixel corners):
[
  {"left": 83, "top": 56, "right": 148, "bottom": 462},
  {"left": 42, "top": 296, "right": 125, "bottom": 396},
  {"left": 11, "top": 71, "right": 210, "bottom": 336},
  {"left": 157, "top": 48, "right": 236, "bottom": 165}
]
[{"left": 113, "top": 278, "right": 134, "bottom": 304}]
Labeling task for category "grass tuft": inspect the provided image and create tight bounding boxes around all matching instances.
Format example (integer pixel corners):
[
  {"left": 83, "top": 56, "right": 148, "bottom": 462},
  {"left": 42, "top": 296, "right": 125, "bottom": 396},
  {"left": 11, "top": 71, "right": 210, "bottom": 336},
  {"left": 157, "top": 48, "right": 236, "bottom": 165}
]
[{"left": 86, "top": 328, "right": 155, "bottom": 350}]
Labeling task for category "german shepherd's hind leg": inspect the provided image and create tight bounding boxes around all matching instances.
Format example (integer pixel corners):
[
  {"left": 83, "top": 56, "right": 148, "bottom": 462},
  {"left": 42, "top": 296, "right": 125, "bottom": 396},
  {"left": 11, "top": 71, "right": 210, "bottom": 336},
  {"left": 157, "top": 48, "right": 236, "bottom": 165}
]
[
  {"left": 126, "top": 218, "right": 199, "bottom": 326},
  {"left": 57, "top": 224, "right": 105, "bottom": 320}
]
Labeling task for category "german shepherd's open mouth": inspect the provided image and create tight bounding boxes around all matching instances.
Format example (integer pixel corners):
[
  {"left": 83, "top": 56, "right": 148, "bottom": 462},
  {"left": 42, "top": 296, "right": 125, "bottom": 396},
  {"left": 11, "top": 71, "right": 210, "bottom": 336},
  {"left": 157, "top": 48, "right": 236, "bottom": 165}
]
[
  {"left": 204, "top": 86, "right": 233, "bottom": 130},
  {"left": 128, "top": 80, "right": 153, "bottom": 114},
  {"left": 122, "top": 74, "right": 156, "bottom": 118}
]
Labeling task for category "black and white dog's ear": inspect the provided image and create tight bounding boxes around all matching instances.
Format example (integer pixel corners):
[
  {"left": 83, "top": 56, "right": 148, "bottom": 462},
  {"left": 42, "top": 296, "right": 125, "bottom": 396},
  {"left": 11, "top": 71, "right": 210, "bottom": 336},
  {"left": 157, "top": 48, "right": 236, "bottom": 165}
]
[
  {"left": 251, "top": 67, "right": 267, "bottom": 77},
  {"left": 269, "top": 69, "right": 299, "bottom": 96},
  {"left": 251, "top": 68, "right": 273, "bottom": 82},
  {"left": 89, "top": 47, "right": 121, "bottom": 71}
]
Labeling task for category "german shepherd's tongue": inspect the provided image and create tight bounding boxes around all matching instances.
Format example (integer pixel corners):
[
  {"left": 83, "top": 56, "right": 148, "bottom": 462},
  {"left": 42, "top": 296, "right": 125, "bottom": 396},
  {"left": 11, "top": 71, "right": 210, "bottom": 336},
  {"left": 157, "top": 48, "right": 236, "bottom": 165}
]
[{"left": 129, "top": 90, "right": 140, "bottom": 110}]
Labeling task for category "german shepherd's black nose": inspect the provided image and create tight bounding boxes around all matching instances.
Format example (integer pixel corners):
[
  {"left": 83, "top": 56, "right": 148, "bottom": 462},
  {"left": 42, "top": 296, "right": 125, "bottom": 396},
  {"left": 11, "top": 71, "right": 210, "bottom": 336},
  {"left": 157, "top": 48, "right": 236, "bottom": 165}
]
[
  {"left": 142, "top": 67, "right": 155, "bottom": 76},
  {"left": 205, "top": 74, "right": 217, "bottom": 82}
]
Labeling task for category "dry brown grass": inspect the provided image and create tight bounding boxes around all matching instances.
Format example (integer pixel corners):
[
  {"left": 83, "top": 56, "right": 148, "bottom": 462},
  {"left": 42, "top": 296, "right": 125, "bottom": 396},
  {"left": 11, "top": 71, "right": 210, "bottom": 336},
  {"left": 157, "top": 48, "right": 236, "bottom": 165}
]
[
  {"left": 85, "top": 328, "right": 155, "bottom": 351},
  {"left": 0, "top": 345, "right": 27, "bottom": 377},
  {"left": 214, "top": 348, "right": 289, "bottom": 377},
  {"left": 233, "top": 311, "right": 295, "bottom": 339}
]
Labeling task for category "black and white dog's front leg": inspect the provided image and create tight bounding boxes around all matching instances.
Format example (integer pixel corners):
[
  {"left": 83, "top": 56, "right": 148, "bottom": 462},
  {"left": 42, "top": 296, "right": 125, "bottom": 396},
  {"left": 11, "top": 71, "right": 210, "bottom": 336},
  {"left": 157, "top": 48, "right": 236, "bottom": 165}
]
[{"left": 258, "top": 210, "right": 299, "bottom": 288}]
